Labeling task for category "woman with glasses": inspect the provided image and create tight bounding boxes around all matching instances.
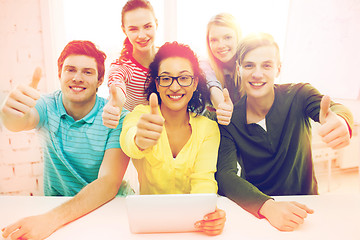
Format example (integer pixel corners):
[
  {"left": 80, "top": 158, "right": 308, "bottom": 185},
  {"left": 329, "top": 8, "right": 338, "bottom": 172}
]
[
  {"left": 102, "top": 0, "right": 158, "bottom": 128},
  {"left": 200, "top": 13, "right": 242, "bottom": 125},
  {"left": 120, "top": 42, "right": 226, "bottom": 236}
]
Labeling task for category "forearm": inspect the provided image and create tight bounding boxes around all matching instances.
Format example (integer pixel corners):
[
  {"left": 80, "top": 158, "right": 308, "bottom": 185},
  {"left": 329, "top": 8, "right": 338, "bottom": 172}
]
[
  {"left": 0, "top": 108, "right": 38, "bottom": 132},
  {"left": 216, "top": 170, "right": 271, "bottom": 218},
  {"left": 45, "top": 175, "right": 120, "bottom": 230}
]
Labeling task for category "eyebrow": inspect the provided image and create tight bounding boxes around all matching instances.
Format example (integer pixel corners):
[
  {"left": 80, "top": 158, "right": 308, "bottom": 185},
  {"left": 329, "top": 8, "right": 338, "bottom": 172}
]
[
  {"left": 242, "top": 60, "right": 274, "bottom": 64},
  {"left": 128, "top": 22, "right": 153, "bottom": 28},
  {"left": 64, "top": 65, "right": 96, "bottom": 71},
  {"left": 159, "top": 70, "right": 192, "bottom": 75}
]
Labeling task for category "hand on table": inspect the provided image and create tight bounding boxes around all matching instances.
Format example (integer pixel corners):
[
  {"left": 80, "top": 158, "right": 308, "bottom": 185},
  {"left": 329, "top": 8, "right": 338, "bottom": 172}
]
[
  {"left": 259, "top": 199, "right": 314, "bottom": 231},
  {"left": 318, "top": 95, "right": 351, "bottom": 149},
  {"left": 2, "top": 213, "right": 58, "bottom": 240},
  {"left": 195, "top": 207, "right": 226, "bottom": 236},
  {"left": 135, "top": 93, "right": 164, "bottom": 150}
]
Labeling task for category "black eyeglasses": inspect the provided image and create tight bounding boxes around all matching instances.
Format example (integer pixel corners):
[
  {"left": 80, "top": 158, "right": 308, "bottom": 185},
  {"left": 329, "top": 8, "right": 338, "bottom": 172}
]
[{"left": 156, "top": 75, "right": 194, "bottom": 87}]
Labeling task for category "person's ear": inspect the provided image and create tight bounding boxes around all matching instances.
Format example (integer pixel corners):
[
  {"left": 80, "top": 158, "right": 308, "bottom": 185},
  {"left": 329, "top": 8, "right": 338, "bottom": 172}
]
[
  {"left": 121, "top": 25, "right": 126, "bottom": 35},
  {"left": 236, "top": 60, "right": 241, "bottom": 77},
  {"left": 193, "top": 77, "right": 199, "bottom": 92},
  {"left": 276, "top": 62, "right": 281, "bottom": 78},
  {"left": 155, "top": 79, "right": 160, "bottom": 92},
  {"left": 97, "top": 77, "right": 104, "bottom": 88}
]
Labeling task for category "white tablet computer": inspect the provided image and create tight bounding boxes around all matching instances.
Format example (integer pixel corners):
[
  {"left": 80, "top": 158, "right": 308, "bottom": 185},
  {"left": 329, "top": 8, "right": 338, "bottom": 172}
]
[{"left": 125, "top": 193, "right": 217, "bottom": 233}]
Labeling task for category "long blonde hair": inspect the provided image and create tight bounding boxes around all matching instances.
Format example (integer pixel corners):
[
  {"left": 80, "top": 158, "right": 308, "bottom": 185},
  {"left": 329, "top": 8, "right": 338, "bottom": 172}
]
[{"left": 206, "top": 13, "right": 242, "bottom": 99}]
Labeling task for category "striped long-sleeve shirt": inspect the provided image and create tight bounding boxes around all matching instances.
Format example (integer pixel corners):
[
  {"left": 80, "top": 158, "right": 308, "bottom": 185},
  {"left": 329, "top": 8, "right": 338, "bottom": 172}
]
[{"left": 107, "top": 56, "right": 149, "bottom": 111}]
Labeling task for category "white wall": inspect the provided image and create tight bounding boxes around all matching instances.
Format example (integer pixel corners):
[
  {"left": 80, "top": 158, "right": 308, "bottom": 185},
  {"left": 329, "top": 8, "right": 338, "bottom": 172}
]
[{"left": 281, "top": 0, "right": 360, "bottom": 100}]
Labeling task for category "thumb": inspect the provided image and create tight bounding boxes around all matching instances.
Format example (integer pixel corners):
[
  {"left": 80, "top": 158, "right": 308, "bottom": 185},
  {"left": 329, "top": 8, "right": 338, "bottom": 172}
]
[
  {"left": 109, "top": 84, "right": 120, "bottom": 106},
  {"left": 29, "top": 67, "right": 42, "bottom": 89},
  {"left": 319, "top": 95, "right": 331, "bottom": 124},
  {"left": 223, "top": 88, "right": 233, "bottom": 106},
  {"left": 149, "top": 93, "right": 159, "bottom": 115}
]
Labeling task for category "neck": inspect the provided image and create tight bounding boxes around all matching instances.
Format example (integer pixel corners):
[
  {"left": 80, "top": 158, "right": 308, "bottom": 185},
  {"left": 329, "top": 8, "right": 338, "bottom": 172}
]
[
  {"left": 62, "top": 96, "right": 96, "bottom": 121},
  {"left": 246, "top": 92, "right": 274, "bottom": 123},
  {"left": 132, "top": 47, "right": 156, "bottom": 68}
]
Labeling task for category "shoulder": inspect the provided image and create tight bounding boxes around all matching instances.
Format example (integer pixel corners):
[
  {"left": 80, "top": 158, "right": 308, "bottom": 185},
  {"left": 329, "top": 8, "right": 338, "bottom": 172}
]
[
  {"left": 276, "top": 82, "right": 319, "bottom": 93},
  {"left": 191, "top": 114, "right": 219, "bottom": 134},
  {"left": 132, "top": 104, "right": 150, "bottom": 114},
  {"left": 95, "top": 95, "right": 108, "bottom": 109},
  {"left": 110, "top": 58, "right": 136, "bottom": 72},
  {"left": 275, "top": 83, "right": 322, "bottom": 100},
  {"left": 37, "top": 90, "right": 61, "bottom": 110}
]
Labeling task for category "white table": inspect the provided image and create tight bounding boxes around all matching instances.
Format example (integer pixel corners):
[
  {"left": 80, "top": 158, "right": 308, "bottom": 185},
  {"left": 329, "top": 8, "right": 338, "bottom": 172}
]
[{"left": 1, "top": 194, "right": 359, "bottom": 240}]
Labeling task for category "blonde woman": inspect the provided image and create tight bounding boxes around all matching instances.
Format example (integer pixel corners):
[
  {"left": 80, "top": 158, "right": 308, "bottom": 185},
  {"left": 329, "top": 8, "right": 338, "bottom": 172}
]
[{"left": 201, "top": 13, "right": 242, "bottom": 125}]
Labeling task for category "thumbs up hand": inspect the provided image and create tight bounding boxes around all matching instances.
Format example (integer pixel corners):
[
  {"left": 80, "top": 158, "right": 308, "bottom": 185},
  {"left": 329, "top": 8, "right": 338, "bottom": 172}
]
[
  {"left": 216, "top": 88, "right": 233, "bottom": 125},
  {"left": 135, "top": 93, "right": 164, "bottom": 150},
  {"left": 102, "top": 85, "right": 126, "bottom": 128},
  {"left": 1, "top": 67, "right": 42, "bottom": 119},
  {"left": 318, "top": 95, "right": 350, "bottom": 149}
]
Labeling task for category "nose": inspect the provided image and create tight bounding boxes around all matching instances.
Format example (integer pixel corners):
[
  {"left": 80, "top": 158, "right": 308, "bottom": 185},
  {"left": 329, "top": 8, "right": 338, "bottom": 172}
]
[
  {"left": 252, "top": 67, "right": 263, "bottom": 79},
  {"left": 72, "top": 71, "right": 83, "bottom": 82},
  {"left": 138, "top": 29, "right": 146, "bottom": 39},
  {"left": 169, "top": 79, "right": 181, "bottom": 91}
]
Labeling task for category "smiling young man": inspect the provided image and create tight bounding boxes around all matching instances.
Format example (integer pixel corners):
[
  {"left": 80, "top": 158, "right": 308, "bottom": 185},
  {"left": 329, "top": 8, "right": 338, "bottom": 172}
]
[
  {"left": 0, "top": 40, "right": 132, "bottom": 240},
  {"left": 216, "top": 33, "right": 353, "bottom": 232}
]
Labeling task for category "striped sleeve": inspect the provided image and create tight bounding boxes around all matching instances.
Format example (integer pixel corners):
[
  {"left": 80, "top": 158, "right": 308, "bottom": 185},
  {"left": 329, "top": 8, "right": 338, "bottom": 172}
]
[{"left": 107, "top": 60, "right": 128, "bottom": 97}]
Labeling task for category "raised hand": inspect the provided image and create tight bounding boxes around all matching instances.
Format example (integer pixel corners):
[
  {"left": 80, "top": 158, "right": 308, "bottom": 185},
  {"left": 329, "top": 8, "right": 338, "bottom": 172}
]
[
  {"left": 135, "top": 93, "right": 164, "bottom": 150},
  {"left": 102, "top": 85, "right": 126, "bottom": 128},
  {"left": 259, "top": 199, "right": 314, "bottom": 231},
  {"left": 318, "top": 95, "right": 351, "bottom": 149},
  {"left": 1, "top": 67, "right": 41, "bottom": 118},
  {"left": 216, "top": 88, "right": 233, "bottom": 125}
]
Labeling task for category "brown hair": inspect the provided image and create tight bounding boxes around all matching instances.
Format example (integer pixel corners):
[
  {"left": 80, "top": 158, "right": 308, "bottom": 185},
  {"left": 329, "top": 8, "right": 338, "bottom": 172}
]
[
  {"left": 120, "top": 0, "right": 156, "bottom": 61},
  {"left": 57, "top": 40, "right": 106, "bottom": 81}
]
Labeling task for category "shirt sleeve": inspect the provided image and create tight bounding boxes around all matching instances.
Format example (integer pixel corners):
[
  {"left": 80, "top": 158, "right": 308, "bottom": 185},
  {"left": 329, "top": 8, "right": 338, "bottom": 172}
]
[
  {"left": 107, "top": 60, "right": 128, "bottom": 97},
  {"left": 105, "top": 108, "right": 129, "bottom": 150},
  {"left": 199, "top": 60, "right": 223, "bottom": 90},
  {"left": 34, "top": 94, "right": 48, "bottom": 129},
  {"left": 216, "top": 124, "right": 272, "bottom": 218},
  {"left": 190, "top": 119, "right": 219, "bottom": 194}
]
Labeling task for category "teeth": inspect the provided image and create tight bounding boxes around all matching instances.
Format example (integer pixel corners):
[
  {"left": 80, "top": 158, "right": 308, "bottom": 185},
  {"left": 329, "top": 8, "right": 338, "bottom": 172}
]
[
  {"left": 71, "top": 87, "right": 84, "bottom": 91},
  {"left": 169, "top": 95, "right": 182, "bottom": 99},
  {"left": 250, "top": 82, "right": 265, "bottom": 86},
  {"left": 218, "top": 50, "right": 229, "bottom": 54}
]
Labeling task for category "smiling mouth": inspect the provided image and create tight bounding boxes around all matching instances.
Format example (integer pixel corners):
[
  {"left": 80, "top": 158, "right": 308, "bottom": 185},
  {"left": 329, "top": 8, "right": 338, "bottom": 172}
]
[
  {"left": 137, "top": 39, "right": 150, "bottom": 47},
  {"left": 70, "top": 86, "right": 86, "bottom": 91},
  {"left": 168, "top": 95, "right": 184, "bottom": 100},
  {"left": 249, "top": 82, "right": 266, "bottom": 87},
  {"left": 217, "top": 49, "right": 229, "bottom": 55}
]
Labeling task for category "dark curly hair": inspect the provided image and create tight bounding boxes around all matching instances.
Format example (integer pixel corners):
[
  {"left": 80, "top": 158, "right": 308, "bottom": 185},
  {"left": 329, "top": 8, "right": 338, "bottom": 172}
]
[{"left": 144, "top": 42, "right": 210, "bottom": 115}]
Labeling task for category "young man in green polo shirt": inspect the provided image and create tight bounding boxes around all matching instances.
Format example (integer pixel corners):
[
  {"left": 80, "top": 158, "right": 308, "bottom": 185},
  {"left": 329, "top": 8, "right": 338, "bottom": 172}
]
[
  {"left": 1, "top": 40, "right": 132, "bottom": 239},
  {"left": 216, "top": 33, "right": 353, "bottom": 231}
]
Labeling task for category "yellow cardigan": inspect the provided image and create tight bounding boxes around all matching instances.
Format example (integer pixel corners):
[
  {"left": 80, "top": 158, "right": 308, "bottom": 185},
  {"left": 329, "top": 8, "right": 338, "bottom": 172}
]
[{"left": 120, "top": 104, "right": 220, "bottom": 195}]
